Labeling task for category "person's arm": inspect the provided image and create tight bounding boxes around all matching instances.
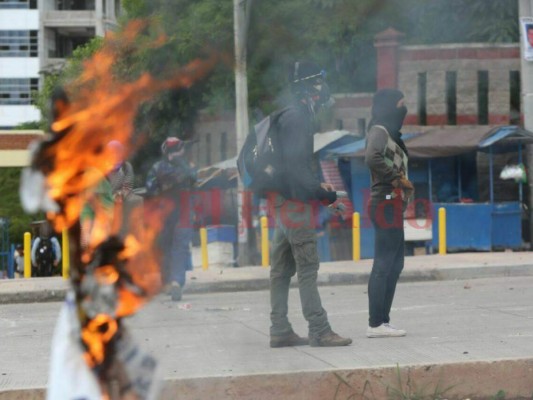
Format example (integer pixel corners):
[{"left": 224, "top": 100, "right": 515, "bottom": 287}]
[
  {"left": 364, "top": 127, "right": 402, "bottom": 185},
  {"left": 145, "top": 163, "right": 160, "bottom": 196},
  {"left": 280, "top": 111, "right": 337, "bottom": 204},
  {"left": 30, "top": 238, "right": 39, "bottom": 266},
  {"left": 51, "top": 237, "right": 61, "bottom": 264}
]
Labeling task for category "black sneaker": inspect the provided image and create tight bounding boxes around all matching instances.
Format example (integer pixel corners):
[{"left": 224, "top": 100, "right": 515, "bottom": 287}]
[
  {"left": 310, "top": 331, "right": 352, "bottom": 347},
  {"left": 270, "top": 332, "right": 309, "bottom": 348}
]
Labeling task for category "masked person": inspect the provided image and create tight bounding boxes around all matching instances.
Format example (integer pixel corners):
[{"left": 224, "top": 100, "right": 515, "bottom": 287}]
[
  {"left": 364, "top": 88, "right": 414, "bottom": 338},
  {"left": 268, "top": 61, "right": 352, "bottom": 348},
  {"left": 146, "top": 137, "right": 196, "bottom": 301}
]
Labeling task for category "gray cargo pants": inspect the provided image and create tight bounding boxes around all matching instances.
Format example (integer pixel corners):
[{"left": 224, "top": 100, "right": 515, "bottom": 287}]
[{"left": 269, "top": 195, "right": 331, "bottom": 339}]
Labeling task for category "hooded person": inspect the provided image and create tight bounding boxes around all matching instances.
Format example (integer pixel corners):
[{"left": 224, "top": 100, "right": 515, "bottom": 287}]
[
  {"left": 266, "top": 60, "right": 352, "bottom": 348},
  {"left": 364, "top": 88, "right": 414, "bottom": 338}
]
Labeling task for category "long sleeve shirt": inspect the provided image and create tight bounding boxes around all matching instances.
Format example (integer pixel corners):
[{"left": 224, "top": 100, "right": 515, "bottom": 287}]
[
  {"left": 277, "top": 103, "right": 336, "bottom": 204},
  {"left": 364, "top": 125, "right": 408, "bottom": 202}
]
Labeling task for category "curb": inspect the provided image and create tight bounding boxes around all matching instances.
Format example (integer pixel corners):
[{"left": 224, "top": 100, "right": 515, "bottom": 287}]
[
  {"left": 1, "top": 263, "right": 533, "bottom": 305},
  {"left": 3, "top": 358, "right": 533, "bottom": 400}
]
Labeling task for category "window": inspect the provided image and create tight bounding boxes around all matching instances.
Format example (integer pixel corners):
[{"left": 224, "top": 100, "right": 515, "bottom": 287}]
[
  {"left": 0, "top": 78, "right": 39, "bottom": 105},
  {"left": 478, "top": 71, "right": 489, "bottom": 125},
  {"left": 205, "top": 133, "right": 211, "bottom": 165},
  {"left": 220, "top": 132, "right": 227, "bottom": 161},
  {"left": 56, "top": 0, "right": 94, "bottom": 10},
  {"left": 336, "top": 119, "right": 343, "bottom": 130},
  {"left": 0, "top": 30, "right": 38, "bottom": 57},
  {"left": 417, "top": 72, "right": 427, "bottom": 125},
  {"left": 510, "top": 70, "right": 521, "bottom": 125},
  {"left": 0, "top": 0, "right": 37, "bottom": 9},
  {"left": 446, "top": 71, "right": 457, "bottom": 125}
]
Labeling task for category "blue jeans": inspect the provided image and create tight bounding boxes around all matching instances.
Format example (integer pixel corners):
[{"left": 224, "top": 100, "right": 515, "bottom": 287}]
[{"left": 160, "top": 207, "right": 192, "bottom": 287}]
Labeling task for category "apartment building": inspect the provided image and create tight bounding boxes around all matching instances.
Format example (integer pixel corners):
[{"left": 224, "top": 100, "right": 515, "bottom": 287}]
[{"left": 0, "top": 0, "right": 119, "bottom": 129}]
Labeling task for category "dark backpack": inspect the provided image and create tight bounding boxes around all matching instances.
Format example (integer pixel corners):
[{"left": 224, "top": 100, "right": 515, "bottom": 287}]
[
  {"left": 237, "top": 107, "right": 289, "bottom": 197},
  {"left": 35, "top": 237, "right": 55, "bottom": 276}
]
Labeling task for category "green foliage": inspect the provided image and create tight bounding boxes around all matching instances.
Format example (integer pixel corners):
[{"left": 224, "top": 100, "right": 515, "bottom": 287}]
[
  {"left": 385, "top": 365, "right": 454, "bottom": 400},
  {"left": 34, "top": 37, "right": 104, "bottom": 131},
  {"left": 491, "top": 390, "right": 506, "bottom": 400},
  {"left": 31, "top": 0, "right": 519, "bottom": 171},
  {"left": 0, "top": 168, "right": 44, "bottom": 245},
  {"left": 14, "top": 121, "right": 40, "bottom": 130}
]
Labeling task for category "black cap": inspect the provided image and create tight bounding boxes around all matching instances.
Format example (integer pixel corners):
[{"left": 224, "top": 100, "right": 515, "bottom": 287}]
[{"left": 289, "top": 61, "right": 324, "bottom": 84}]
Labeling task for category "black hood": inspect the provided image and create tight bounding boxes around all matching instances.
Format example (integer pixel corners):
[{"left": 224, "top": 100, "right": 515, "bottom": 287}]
[{"left": 369, "top": 88, "right": 408, "bottom": 155}]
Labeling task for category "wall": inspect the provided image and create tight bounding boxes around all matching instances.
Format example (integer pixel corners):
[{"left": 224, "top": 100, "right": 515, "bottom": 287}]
[
  {"left": 398, "top": 43, "right": 521, "bottom": 126},
  {"left": 0, "top": 131, "right": 44, "bottom": 166}
]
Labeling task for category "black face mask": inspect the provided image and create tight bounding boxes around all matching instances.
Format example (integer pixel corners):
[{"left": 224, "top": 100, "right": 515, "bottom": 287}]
[{"left": 389, "top": 105, "right": 407, "bottom": 132}]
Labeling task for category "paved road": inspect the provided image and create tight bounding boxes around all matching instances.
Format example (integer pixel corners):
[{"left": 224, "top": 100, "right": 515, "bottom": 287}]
[{"left": 2, "top": 276, "right": 533, "bottom": 393}]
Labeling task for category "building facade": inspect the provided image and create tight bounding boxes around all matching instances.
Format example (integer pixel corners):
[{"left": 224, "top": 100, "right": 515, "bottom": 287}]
[
  {"left": 191, "top": 28, "right": 523, "bottom": 168},
  {"left": 0, "top": 0, "right": 118, "bottom": 129}
]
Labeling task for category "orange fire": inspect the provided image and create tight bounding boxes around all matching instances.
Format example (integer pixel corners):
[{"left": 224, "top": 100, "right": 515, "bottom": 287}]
[{"left": 38, "top": 19, "right": 221, "bottom": 382}]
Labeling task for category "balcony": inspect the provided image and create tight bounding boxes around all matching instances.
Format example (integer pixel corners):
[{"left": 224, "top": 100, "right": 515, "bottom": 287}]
[{"left": 42, "top": 10, "right": 96, "bottom": 27}]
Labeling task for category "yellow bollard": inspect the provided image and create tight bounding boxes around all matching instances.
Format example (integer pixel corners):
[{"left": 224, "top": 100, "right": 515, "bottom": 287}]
[
  {"left": 438, "top": 207, "right": 447, "bottom": 255},
  {"left": 261, "top": 216, "right": 269, "bottom": 267},
  {"left": 352, "top": 212, "right": 361, "bottom": 261},
  {"left": 62, "top": 229, "right": 70, "bottom": 279},
  {"left": 24, "top": 232, "right": 31, "bottom": 278},
  {"left": 200, "top": 227, "right": 208, "bottom": 270}
]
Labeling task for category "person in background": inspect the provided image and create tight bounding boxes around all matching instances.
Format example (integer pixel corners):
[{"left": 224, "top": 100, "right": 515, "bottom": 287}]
[
  {"left": 364, "top": 88, "right": 414, "bottom": 338},
  {"left": 13, "top": 244, "right": 24, "bottom": 278},
  {"left": 31, "top": 222, "right": 61, "bottom": 277},
  {"left": 146, "top": 137, "right": 197, "bottom": 301}
]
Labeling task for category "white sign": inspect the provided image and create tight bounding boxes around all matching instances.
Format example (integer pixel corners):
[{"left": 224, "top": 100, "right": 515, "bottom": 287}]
[{"left": 521, "top": 17, "right": 533, "bottom": 61}]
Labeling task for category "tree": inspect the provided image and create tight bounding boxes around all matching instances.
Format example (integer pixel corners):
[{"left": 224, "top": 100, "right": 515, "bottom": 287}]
[
  {"left": 34, "top": 0, "right": 519, "bottom": 164},
  {"left": 0, "top": 168, "right": 45, "bottom": 244}
]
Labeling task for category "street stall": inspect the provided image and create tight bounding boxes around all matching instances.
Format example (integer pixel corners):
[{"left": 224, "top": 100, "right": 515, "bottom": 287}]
[{"left": 326, "top": 125, "right": 533, "bottom": 258}]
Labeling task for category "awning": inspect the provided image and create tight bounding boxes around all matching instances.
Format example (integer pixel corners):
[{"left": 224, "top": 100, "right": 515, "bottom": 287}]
[
  {"left": 408, "top": 125, "right": 533, "bottom": 158},
  {"left": 313, "top": 130, "right": 357, "bottom": 153},
  {"left": 406, "top": 126, "right": 489, "bottom": 158},
  {"left": 325, "top": 132, "right": 419, "bottom": 158},
  {"left": 325, "top": 125, "right": 533, "bottom": 159}
]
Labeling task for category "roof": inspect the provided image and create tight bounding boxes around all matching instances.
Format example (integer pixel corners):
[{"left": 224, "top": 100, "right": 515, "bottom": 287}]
[
  {"left": 313, "top": 130, "right": 357, "bottom": 153},
  {"left": 325, "top": 132, "right": 419, "bottom": 158},
  {"left": 325, "top": 126, "right": 533, "bottom": 159},
  {"left": 406, "top": 126, "right": 489, "bottom": 158}
]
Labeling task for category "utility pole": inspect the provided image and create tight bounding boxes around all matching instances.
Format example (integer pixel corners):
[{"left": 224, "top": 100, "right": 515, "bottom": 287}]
[
  {"left": 234, "top": 0, "right": 253, "bottom": 265},
  {"left": 519, "top": 0, "right": 533, "bottom": 248}
]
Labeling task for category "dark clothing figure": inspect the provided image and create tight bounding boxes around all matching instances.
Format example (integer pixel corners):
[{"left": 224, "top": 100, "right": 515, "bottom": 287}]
[
  {"left": 364, "top": 88, "right": 412, "bottom": 338},
  {"left": 269, "top": 85, "right": 351, "bottom": 347},
  {"left": 277, "top": 104, "right": 337, "bottom": 204},
  {"left": 31, "top": 223, "right": 61, "bottom": 277},
  {"left": 146, "top": 139, "right": 196, "bottom": 301}
]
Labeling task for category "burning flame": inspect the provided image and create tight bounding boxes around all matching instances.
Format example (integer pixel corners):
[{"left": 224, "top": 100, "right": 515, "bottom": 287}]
[
  {"left": 45, "top": 19, "right": 220, "bottom": 234},
  {"left": 34, "top": 19, "right": 222, "bottom": 388}
]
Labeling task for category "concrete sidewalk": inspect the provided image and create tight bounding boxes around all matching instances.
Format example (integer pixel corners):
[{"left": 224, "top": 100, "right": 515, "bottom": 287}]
[
  {"left": 0, "top": 251, "right": 532, "bottom": 304},
  {"left": 2, "top": 276, "right": 533, "bottom": 399}
]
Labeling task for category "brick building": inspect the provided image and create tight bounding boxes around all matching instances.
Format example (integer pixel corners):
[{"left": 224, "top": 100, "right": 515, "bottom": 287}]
[{"left": 191, "top": 27, "right": 523, "bottom": 168}]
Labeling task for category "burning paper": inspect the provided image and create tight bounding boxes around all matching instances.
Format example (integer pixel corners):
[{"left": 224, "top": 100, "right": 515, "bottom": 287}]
[{"left": 20, "top": 19, "right": 220, "bottom": 400}]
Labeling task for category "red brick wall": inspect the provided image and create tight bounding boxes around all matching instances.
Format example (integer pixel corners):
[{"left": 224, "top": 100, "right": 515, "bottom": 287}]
[{"left": 0, "top": 133, "right": 42, "bottom": 150}]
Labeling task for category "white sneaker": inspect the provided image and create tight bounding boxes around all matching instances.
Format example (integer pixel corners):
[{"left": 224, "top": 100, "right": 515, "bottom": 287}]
[{"left": 367, "top": 323, "right": 406, "bottom": 338}]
